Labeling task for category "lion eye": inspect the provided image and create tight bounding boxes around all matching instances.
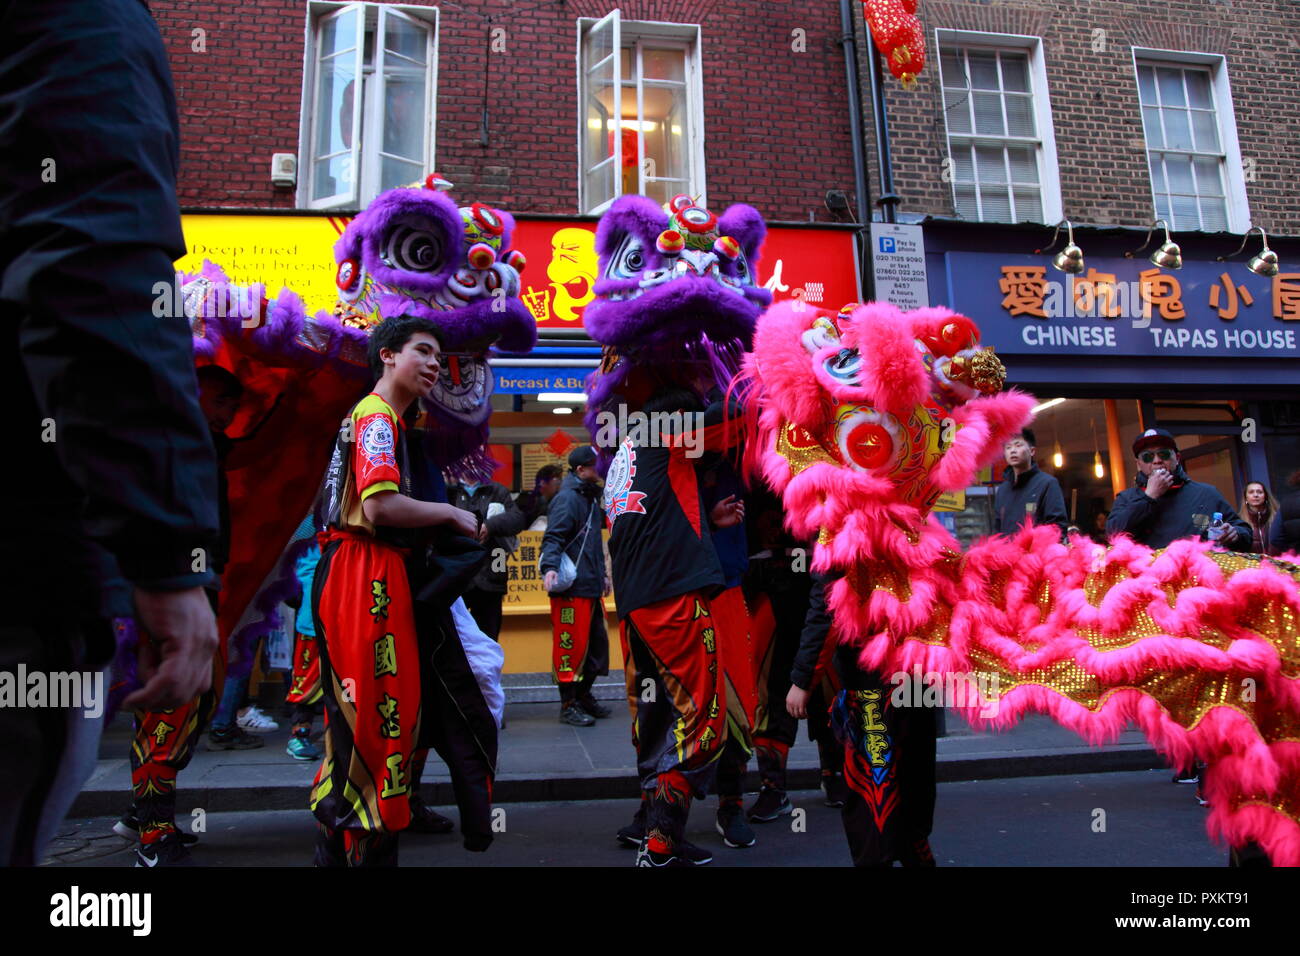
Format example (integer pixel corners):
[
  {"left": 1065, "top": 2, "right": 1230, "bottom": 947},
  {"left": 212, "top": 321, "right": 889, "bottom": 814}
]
[{"left": 383, "top": 225, "right": 444, "bottom": 272}]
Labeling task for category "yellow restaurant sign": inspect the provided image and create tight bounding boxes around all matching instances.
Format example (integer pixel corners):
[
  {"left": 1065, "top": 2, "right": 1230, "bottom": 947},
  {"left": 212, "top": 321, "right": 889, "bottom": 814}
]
[{"left": 177, "top": 214, "right": 346, "bottom": 315}]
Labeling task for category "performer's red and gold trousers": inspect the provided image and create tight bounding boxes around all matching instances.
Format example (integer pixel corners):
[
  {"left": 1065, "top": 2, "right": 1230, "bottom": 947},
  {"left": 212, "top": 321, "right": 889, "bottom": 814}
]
[
  {"left": 550, "top": 594, "right": 609, "bottom": 703},
  {"left": 710, "top": 585, "right": 755, "bottom": 803},
  {"left": 620, "top": 590, "right": 733, "bottom": 852},
  {"left": 310, "top": 530, "right": 422, "bottom": 864},
  {"left": 286, "top": 629, "right": 323, "bottom": 724},
  {"left": 128, "top": 593, "right": 225, "bottom": 846}
]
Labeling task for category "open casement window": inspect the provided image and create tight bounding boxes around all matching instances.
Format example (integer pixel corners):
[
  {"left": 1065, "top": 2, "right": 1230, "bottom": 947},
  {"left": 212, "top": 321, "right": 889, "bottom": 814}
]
[
  {"left": 579, "top": 11, "right": 703, "bottom": 213},
  {"left": 938, "top": 34, "right": 1059, "bottom": 225},
  {"left": 305, "top": 3, "right": 436, "bottom": 210},
  {"left": 1136, "top": 62, "right": 1232, "bottom": 232}
]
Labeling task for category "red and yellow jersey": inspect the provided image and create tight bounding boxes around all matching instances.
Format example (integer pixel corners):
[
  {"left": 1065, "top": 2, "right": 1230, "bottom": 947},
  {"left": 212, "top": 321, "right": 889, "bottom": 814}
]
[{"left": 326, "top": 393, "right": 406, "bottom": 537}]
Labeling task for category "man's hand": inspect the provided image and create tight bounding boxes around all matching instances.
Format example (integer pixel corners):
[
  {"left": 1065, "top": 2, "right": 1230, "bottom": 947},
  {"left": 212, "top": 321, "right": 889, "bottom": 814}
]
[
  {"left": 710, "top": 495, "right": 745, "bottom": 529},
  {"left": 476, "top": 521, "right": 489, "bottom": 543},
  {"left": 603, "top": 574, "right": 613, "bottom": 598},
  {"left": 786, "top": 684, "right": 810, "bottom": 719},
  {"left": 1145, "top": 470, "right": 1174, "bottom": 499},
  {"left": 543, "top": 570, "right": 559, "bottom": 592},
  {"left": 124, "top": 587, "right": 219, "bottom": 711},
  {"left": 435, "top": 503, "right": 479, "bottom": 538},
  {"left": 1218, "top": 525, "right": 1241, "bottom": 546}
]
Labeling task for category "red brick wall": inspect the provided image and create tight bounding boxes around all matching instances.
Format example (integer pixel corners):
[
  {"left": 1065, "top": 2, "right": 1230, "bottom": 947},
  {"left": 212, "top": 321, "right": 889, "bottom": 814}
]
[
  {"left": 150, "top": 0, "right": 859, "bottom": 222},
  {"left": 860, "top": 0, "right": 1299, "bottom": 234}
]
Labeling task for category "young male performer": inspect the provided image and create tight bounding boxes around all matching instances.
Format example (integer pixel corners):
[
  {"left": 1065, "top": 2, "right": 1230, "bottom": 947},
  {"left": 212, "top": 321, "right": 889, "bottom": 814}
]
[
  {"left": 310, "top": 316, "right": 477, "bottom": 867},
  {"left": 606, "top": 382, "right": 744, "bottom": 867}
]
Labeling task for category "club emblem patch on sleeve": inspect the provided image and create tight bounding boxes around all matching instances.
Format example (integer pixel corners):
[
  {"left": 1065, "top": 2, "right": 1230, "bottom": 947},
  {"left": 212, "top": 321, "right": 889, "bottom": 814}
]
[
  {"left": 603, "top": 439, "right": 646, "bottom": 524},
  {"left": 359, "top": 415, "right": 396, "bottom": 470}
]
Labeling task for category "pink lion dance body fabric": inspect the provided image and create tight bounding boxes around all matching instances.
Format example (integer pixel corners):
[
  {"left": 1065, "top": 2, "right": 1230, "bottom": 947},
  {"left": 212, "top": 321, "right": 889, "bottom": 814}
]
[{"left": 743, "top": 299, "right": 1300, "bottom": 865}]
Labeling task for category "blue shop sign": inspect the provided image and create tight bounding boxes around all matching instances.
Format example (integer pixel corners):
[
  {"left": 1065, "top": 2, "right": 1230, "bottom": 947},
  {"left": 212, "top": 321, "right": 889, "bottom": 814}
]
[
  {"left": 492, "top": 365, "right": 592, "bottom": 394},
  {"left": 944, "top": 252, "right": 1300, "bottom": 358}
]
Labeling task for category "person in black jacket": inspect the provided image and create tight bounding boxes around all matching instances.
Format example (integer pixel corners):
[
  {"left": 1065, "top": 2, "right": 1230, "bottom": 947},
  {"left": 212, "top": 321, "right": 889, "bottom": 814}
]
[
  {"left": 516, "top": 464, "right": 563, "bottom": 530},
  {"left": 448, "top": 478, "right": 527, "bottom": 640},
  {"left": 1270, "top": 470, "right": 1300, "bottom": 556},
  {"left": 0, "top": 0, "right": 222, "bottom": 867},
  {"left": 540, "top": 446, "right": 610, "bottom": 726},
  {"left": 992, "top": 429, "right": 1068, "bottom": 540},
  {"left": 1106, "top": 428, "right": 1250, "bottom": 551}
]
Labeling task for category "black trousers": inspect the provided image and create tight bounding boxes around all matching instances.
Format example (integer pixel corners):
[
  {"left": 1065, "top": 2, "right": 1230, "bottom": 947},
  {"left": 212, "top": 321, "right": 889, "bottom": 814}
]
[{"left": 462, "top": 588, "right": 504, "bottom": 642}]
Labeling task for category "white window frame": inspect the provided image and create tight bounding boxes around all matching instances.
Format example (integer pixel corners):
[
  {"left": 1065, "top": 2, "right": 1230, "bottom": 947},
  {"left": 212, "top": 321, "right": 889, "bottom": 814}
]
[
  {"left": 1131, "top": 47, "right": 1249, "bottom": 233},
  {"left": 297, "top": 1, "right": 439, "bottom": 210},
  {"left": 935, "top": 29, "right": 1061, "bottom": 225},
  {"left": 576, "top": 12, "right": 706, "bottom": 214}
]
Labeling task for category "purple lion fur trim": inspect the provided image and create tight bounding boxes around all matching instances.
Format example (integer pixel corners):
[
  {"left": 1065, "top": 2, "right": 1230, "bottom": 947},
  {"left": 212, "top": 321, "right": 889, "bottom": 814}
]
[
  {"left": 184, "top": 261, "right": 372, "bottom": 378},
  {"left": 382, "top": 293, "right": 536, "bottom": 353},
  {"left": 717, "top": 203, "right": 770, "bottom": 276},
  {"left": 224, "top": 535, "right": 317, "bottom": 682},
  {"left": 442, "top": 444, "right": 501, "bottom": 485},
  {"left": 593, "top": 194, "right": 667, "bottom": 257},
  {"left": 420, "top": 416, "right": 494, "bottom": 478},
  {"left": 108, "top": 617, "right": 141, "bottom": 721},
  {"left": 337, "top": 187, "right": 464, "bottom": 298}
]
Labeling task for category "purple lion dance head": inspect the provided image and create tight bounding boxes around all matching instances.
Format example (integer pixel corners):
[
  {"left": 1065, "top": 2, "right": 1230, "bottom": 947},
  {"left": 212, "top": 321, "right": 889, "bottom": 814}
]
[
  {"left": 581, "top": 194, "right": 770, "bottom": 469},
  {"left": 333, "top": 177, "right": 537, "bottom": 480}
]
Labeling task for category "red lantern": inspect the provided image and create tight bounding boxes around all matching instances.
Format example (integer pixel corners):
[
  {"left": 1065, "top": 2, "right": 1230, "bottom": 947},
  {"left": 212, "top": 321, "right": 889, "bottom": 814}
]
[{"left": 862, "top": 0, "right": 926, "bottom": 89}]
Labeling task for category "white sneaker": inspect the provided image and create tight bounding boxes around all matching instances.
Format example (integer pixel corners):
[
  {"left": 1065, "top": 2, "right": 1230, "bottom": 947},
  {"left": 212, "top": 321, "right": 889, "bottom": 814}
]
[{"left": 237, "top": 705, "right": 280, "bottom": 734}]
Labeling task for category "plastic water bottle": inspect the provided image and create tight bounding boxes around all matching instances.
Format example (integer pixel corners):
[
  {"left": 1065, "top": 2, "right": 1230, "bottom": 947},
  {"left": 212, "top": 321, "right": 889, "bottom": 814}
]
[{"left": 1207, "top": 512, "right": 1225, "bottom": 543}]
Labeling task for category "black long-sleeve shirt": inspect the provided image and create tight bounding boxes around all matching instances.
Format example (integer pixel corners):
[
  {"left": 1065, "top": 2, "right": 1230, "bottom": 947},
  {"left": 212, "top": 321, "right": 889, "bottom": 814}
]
[{"left": 1, "top": 1, "right": 220, "bottom": 630}]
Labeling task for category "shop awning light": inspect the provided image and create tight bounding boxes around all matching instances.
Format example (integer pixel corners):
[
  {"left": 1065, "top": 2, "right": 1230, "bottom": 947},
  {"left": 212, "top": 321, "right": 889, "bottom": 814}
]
[
  {"left": 1217, "top": 225, "right": 1280, "bottom": 277},
  {"left": 1035, "top": 220, "right": 1084, "bottom": 275},
  {"left": 1032, "top": 397, "right": 1066, "bottom": 413},
  {"left": 1126, "top": 218, "right": 1182, "bottom": 270},
  {"left": 552, "top": 406, "right": 574, "bottom": 415},
  {"left": 538, "top": 393, "right": 588, "bottom": 403}
]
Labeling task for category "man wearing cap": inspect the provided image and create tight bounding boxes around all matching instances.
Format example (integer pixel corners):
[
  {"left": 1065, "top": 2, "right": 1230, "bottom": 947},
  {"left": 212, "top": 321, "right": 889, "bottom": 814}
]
[
  {"left": 1107, "top": 428, "right": 1250, "bottom": 550},
  {"left": 992, "top": 428, "right": 1069, "bottom": 541},
  {"left": 540, "top": 446, "right": 611, "bottom": 726}
]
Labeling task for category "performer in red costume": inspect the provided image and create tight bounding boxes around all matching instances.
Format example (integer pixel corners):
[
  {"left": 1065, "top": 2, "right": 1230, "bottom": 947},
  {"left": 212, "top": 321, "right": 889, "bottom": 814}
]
[
  {"left": 606, "top": 383, "right": 746, "bottom": 867},
  {"left": 309, "top": 316, "right": 477, "bottom": 867}
]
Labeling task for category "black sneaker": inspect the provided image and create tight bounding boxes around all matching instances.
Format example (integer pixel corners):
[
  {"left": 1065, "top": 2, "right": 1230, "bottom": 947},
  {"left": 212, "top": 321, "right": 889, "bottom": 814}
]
[
  {"left": 716, "top": 804, "right": 757, "bottom": 848},
  {"left": 821, "top": 772, "right": 848, "bottom": 808},
  {"left": 616, "top": 803, "right": 647, "bottom": 847},
  {"left": 113, "top": 810, "right": 199, "bottom": 845},
  {"left": 133, "top": 832, "right": 194, "bottom": 867},
  {"left": 577, "top": 694, "right": 612, "bottom": 719},
  {"left": 676, "top": 839, "right": 713, "bottom": 865},
  {"left": 559, "top": 703, "right": 596, "bottom": 727},
  {"left": 747, "top": 784, "right": 792, "bottom": 822},
  {"left": 408, "top": 798, "right": 455, "bottom": 834},
  {"left": 207, "top": 725, "right": 265, "bottom": 750},
  {"left": 635, "top": 838, "right": 682, "bottom": 868}
]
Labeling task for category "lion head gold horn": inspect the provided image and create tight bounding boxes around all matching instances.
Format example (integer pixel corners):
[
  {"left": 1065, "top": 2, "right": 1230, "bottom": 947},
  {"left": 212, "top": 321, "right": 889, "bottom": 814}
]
[{"left": 948, "top": 347, "right": 1006, "bottom": 395}]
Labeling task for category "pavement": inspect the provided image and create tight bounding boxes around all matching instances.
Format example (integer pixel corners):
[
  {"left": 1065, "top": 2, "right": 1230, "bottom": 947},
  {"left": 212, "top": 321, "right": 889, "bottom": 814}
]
[
  {"left": 70, "top": 671, "right": 1167, "bottom": 819},
  {"left": 48, "top": 772, "right": 1225, "bottom": 867}
]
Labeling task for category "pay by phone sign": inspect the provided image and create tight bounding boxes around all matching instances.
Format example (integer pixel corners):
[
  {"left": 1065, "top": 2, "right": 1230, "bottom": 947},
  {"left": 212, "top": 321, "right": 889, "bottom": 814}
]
[{"left": 871, "top": 223, "right": 930, "bottom": 311}]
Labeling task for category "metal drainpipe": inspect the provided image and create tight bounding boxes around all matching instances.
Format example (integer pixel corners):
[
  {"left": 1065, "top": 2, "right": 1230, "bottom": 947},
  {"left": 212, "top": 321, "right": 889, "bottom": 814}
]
[
  {"left": 839, "top": 0, "right": 874, "bottom": 300},
  {"left": 867, "top": 35, "right": 899, "bottom": 225}
]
